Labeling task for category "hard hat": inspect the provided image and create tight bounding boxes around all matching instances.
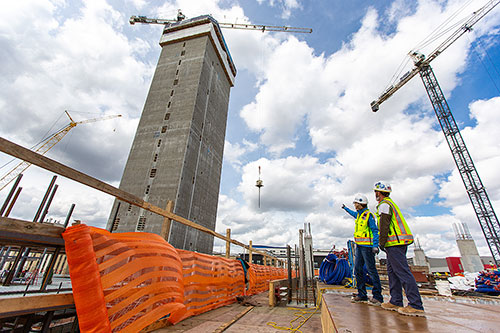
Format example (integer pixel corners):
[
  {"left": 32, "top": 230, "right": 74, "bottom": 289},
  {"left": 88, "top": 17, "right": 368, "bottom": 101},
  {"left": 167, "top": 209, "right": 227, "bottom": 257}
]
[
  {"left": 353, "top": 194, "right": 368, "bottom": 205},
  {"left": 373, "top": 181, "right": 392, "bottom": 193}
]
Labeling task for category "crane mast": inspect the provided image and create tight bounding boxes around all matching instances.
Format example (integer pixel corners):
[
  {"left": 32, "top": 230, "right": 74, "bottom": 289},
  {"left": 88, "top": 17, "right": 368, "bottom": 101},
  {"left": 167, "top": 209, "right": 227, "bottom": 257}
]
[{"left": 370, "top": 0, "right": 500, "bottom": 265}]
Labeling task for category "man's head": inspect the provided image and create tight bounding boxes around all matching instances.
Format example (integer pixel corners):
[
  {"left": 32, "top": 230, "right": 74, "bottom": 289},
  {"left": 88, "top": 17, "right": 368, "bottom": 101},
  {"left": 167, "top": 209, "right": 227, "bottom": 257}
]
[
  {"left": 373, "top": 181, "right": 391, "bottom": 202},
  {"left": 353, "top": 194, "right": 368, "bottom": 210}
]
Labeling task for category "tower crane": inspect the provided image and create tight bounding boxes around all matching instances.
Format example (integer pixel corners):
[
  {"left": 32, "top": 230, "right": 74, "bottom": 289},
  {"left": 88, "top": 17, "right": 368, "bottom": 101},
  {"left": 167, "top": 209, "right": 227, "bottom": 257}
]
[
  {"left": 129, "top": 10, "right": 312, "bottom": 33},
  {"left": 0, "top": 111, "right": 121, "bottom": 191},
  {"left": 370, "top": 0, "right": 500, "bottom": 265}
]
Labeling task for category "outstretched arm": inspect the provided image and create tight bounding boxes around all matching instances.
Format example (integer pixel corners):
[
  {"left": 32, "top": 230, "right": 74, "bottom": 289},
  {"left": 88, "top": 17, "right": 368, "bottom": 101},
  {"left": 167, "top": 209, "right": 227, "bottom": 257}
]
[{"left": 342, "top": 205, "right": 357, "bottom": 218}]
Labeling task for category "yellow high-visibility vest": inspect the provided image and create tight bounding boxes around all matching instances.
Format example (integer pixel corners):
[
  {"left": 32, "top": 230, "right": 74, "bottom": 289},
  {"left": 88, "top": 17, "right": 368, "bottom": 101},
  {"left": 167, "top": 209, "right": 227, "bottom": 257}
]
[
  {"left": 376, "top": 197, "right": 414, "bottom": 247},
  {"left": 354, "top": 210, "right": 375, "bottom": 246}
]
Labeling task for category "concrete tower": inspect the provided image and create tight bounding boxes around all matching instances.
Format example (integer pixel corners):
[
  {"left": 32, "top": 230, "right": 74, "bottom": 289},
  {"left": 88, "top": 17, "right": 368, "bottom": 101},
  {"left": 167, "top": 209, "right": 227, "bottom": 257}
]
[
  {"left": 107, "top": 16, "right": 236, "bottom": 254},
  {"left": 453, "top": 222, "right": 484, "bottom": 273}
]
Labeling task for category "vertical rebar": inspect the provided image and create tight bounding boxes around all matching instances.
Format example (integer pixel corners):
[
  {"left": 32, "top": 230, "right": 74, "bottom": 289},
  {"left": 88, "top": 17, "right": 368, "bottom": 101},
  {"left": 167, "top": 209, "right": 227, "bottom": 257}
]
[
  {"left": 287, "top": 245, "right": 292, "bottom": 304},
  {"left": 33, "top": 176, "right": 57, "bottom": 223},
  {"left": 39, "top": 184, "right": 58, "bottom": 223},
  {"left": 298, "top": 229, "right": 305, "bottom": 304},
  {"left": 0, "top": 174, "right": 22, "bottom": 216},
  {"left": 4, "top": 187, "right": 22, "bottom": 217},
  {"left": 63, "top": 204, "right": 76, "bottom": 228}
]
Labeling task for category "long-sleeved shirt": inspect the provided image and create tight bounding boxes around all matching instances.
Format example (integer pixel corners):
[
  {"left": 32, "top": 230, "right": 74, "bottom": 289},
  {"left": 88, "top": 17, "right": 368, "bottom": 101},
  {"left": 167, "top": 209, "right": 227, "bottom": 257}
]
[{"left": 343, "top": 206, "right": 379, "bottom": 248}]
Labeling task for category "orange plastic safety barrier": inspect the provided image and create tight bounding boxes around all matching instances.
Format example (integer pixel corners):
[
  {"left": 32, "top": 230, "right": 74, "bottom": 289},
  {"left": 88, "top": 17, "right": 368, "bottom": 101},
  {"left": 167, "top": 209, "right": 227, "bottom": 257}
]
[
  {"left": 63, "top": 224, "right": 186, "bottom": 332},
  {"left": 177, "top": 249, "right": 245, "bottom": 317},
  {"left": 247, "top": 264, "right": 288, "bottom": 295},
  {"left": 63, "top": 224, "right": 289, "bottom": 332}
]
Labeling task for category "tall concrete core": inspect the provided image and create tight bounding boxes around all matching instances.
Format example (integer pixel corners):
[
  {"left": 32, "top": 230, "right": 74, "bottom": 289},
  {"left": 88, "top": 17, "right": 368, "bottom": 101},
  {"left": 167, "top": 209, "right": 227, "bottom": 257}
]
[
  {"left": 107, "top": 16, "right": 236, "bottom": 254},
  {"left": 453, "top": 222, "right": 484, "bottom": 273}
]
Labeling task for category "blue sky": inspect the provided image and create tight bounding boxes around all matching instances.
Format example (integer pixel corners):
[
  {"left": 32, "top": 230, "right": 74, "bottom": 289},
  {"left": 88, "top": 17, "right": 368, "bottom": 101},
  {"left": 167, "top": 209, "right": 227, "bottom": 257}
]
[{"left": 1, "top": 0, "right": 500, "bottom": 261}]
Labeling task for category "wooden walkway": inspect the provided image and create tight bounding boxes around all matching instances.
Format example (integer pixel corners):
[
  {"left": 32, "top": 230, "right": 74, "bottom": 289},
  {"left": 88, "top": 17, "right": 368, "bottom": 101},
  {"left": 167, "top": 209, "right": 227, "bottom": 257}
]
[{"left": 321, "top": 289, "right": 500, "bottom": 333}]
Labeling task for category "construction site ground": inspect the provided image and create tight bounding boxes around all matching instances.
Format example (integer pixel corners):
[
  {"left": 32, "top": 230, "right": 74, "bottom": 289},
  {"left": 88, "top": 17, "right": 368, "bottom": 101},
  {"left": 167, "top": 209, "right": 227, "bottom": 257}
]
[
  {"left": 320, "top": 283, "right": 500, "bottom": 333},
  {"left": 152, "top": 291, "right": 322, "bottom": 333},
  {"left": 153, "top": 282, "right": 500, "bottom": 333}
]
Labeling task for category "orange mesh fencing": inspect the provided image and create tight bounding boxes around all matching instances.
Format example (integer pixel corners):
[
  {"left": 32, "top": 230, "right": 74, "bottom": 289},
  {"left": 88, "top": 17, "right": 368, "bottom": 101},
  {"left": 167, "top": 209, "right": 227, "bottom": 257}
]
[
  {"left": 63, "top": 224, "right": 290, "bottom": 332},
  {"left": 63, "top": 224, "right": 186, "bottom": 332},
  {"left": 176, "top": 249, "right": 245, "bottom": 317},
  {"left": 247, "top": 264, "right": 288, "bottom": 295}
]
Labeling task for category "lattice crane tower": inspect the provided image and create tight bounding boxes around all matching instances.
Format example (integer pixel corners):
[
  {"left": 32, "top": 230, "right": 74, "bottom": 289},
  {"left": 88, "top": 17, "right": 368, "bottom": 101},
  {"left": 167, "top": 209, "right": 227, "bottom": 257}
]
[{"left": 370, "top": 0, "right": 500, "bottom": 265}]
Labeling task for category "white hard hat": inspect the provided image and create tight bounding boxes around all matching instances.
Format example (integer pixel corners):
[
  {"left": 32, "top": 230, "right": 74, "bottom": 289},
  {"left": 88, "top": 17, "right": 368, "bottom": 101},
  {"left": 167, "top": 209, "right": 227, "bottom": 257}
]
[
  {"left": 373, "top": 181, "right": 392, "bottom": 193},
  {"left": 353, "top": 194, "right": 368, "bottom": 205}
]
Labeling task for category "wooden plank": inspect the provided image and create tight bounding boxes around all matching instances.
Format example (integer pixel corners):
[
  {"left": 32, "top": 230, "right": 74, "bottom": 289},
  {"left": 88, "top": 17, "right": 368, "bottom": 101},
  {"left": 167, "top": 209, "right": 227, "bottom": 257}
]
[
  {"left": 0, "top": 137, "right": 280, "bottom": 262},
  {"left": 213, "top": 306, "right": 254, "bottom": 333},
  {"left": 159, "top": 200, "right": 174, "bottom": 240},
  {"left": 320, "top": 294, "right": 337, "bottom": 333},
  {"left": 0, "top": 216, "right": 65, "bottom": 246},
  {"left": 0, "top": 293, "right": 74, "bottom": 318}
]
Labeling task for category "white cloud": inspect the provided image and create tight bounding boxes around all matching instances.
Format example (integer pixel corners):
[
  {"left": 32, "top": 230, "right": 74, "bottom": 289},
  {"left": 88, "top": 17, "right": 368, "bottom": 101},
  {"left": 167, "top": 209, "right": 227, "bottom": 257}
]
[
  {"left": 221, "top": 0, "right": 500, "bottom": 257},
  {"left": 2, "top": 0, "right": 500, "bottom": 261},
  {"left": 256, "top": 0, "right": 301, "bottom": 19}
]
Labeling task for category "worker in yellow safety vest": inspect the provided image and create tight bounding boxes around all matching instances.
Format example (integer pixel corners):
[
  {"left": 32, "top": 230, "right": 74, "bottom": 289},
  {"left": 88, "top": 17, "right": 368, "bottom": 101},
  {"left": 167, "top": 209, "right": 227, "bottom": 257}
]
[
  {"left": 342, "top": 194, "right": 383, "bottom": 306},
  {"left": 374, "top": 181, "right": 425, "bottom": 317}
]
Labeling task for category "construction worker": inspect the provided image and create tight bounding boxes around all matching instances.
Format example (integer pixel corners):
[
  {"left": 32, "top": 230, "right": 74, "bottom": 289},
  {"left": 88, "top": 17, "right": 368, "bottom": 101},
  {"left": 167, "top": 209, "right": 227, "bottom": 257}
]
[
  {"left": 373, "top": 181, "right": 425, "bottom": 316},
  {"left": 342, "top": 194, "right": 383, "bottom": 306}
]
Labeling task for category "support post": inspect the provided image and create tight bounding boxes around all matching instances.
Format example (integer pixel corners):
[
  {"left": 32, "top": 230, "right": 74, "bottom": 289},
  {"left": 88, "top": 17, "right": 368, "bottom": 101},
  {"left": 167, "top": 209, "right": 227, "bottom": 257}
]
[
  {"left": 249, "top": 240, "right": 253, "bottom": 264},
  {"left": 225, "top": 228, "right": 231, "bottom": 258},
  {"left": 160, "top": 200, "right": 174, "bottom": 240}
]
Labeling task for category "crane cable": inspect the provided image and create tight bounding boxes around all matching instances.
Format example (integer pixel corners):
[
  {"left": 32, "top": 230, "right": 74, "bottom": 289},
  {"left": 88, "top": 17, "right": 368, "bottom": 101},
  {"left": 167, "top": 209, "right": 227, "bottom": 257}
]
[
  {"left": 384, "top": 0, "right": 477, "bottom": 90},
  {"left": 468, "top": 34, "right": 500, "bottom": 95},
  {"left": 0, "top": 111, "right": 68, "bottom": 171}
]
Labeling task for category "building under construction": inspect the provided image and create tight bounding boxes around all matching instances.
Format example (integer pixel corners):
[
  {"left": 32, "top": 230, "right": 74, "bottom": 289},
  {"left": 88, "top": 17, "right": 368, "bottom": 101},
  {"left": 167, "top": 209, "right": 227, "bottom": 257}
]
[
  {"left": 107, "top": 15, "right": 236, "bottom": 254},
  {"left": 1, "top": 4, "right": 500, "bottom": 332}
]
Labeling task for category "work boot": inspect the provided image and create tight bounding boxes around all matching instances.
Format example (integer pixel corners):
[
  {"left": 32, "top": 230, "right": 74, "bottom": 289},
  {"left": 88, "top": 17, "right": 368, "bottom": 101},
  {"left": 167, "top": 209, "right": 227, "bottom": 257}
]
[
  {"left": 381, "top": 302, "right": 401, "bottom": 311},
  {"left": 397, "top": 305, "right": 425, "bottom": 317},
  {"left": 368, "top": 298, "right": 382, "bottom": 306},
  {"left": 350, "top": 295, "right": 368, "bottom": 303}
]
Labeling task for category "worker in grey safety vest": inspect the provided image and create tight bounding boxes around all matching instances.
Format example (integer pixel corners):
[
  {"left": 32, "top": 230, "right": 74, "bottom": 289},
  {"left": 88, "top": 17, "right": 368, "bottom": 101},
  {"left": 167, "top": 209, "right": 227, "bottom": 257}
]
[
  {"left": 374, "top": 181, "right": 425, "bottom": 317},
  {"left": 342, "top": 194, "right": 383, "bottom": 306}
]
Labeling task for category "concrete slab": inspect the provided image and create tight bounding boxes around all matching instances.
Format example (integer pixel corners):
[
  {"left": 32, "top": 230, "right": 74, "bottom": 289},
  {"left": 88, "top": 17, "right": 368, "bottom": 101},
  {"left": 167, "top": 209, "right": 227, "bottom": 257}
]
[
  {"left": 322, "top": 290, "right": 500, "bottom": 333},
  {"left": 153, "top": 293, "right": 322, "bottom": 332}
]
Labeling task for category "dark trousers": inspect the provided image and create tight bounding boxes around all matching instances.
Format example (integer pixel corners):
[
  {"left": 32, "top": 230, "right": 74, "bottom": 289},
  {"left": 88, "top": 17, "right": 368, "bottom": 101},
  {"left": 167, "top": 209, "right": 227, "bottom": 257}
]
[
  {"left": 355, "top": 245, "right": 383, "bottom": 302},
  {"left": 386, "top": 245, "right": 424, "bottom": 310}
]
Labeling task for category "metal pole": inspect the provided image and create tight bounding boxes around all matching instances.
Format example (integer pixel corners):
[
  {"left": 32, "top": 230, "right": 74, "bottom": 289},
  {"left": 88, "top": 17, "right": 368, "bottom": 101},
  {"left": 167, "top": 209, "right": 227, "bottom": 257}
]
[
  {"left": 39, "top": 184, "right": 59, "bottom": 223},
  {"left": 40, "top": 248, "right": 61, "bottom": 291},
  {"left": 299, "top": 229, "right": 305, "bottom": 304},
  {"left": 63, "top": 204, "right": 76, "bottom": 228},
  {"left": 309, "top": 243, "right": 317, "bottom": 306},
  {"left": 4, "top": 187, "right": 22, "bottom": 217},
  {"left": 0, "top": 246, "right": 11, "bottom": 274},
  {"left": 287, "top": 245, "right": 292, "bottom": 304},
  {"left": 0, "top": 174, "right": 22, "bottom": 216},
  {"left": 33, "top": 175, "right": 57, "bottom": 223}
]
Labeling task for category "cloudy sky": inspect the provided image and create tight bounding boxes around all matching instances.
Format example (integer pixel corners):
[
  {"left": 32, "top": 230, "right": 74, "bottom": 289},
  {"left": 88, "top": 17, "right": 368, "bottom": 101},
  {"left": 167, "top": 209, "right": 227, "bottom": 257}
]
[{"left": 1, "top": 0, "right": 500, "bottom": 260}]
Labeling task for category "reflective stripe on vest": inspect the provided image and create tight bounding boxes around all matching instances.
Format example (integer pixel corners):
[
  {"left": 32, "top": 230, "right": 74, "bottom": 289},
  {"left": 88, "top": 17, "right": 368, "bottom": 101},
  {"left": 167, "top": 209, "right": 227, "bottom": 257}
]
[
  {"left": 376, "top": 198, "right": 413, "bottom": 247},
  {"left": 354, "top": 210, "right": 374, "bottom": 246}
]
